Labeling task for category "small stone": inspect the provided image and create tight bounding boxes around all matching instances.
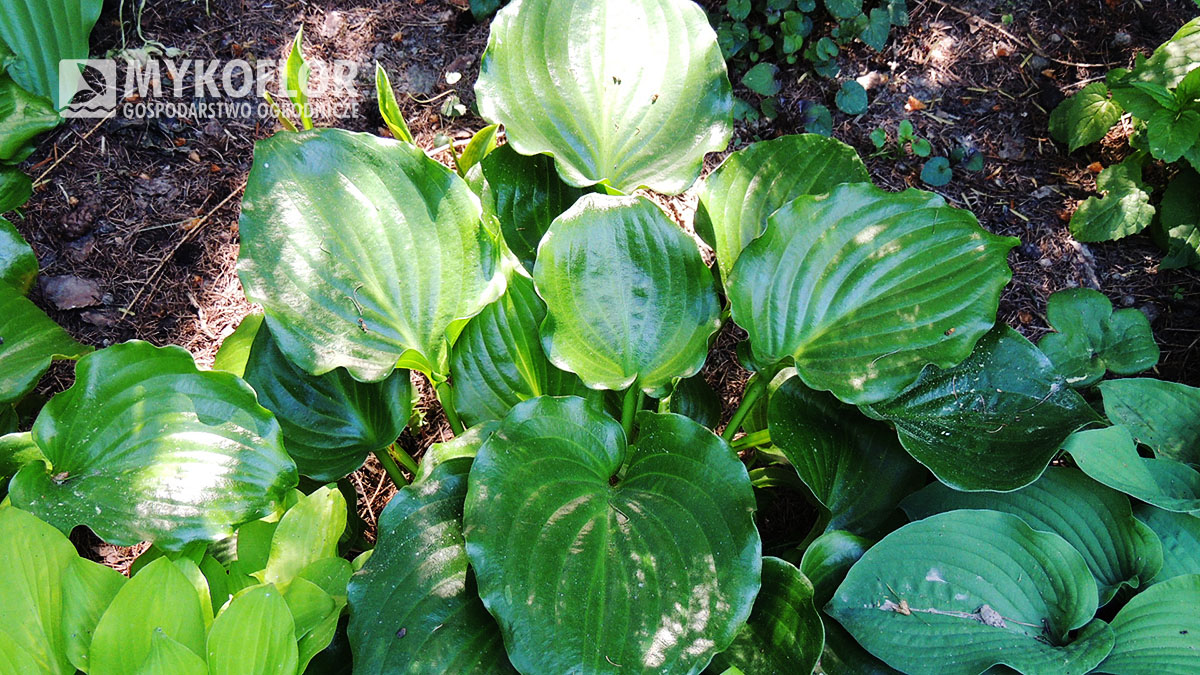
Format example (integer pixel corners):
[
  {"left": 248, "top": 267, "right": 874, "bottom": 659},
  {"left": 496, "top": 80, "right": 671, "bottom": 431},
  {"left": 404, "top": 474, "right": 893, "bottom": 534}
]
[
  {"left": 41, "top": 275, "right": 102, "bottom": 310},
  {"left": 1028, "top": 55, "right": 1049, "bottom": 71},
  {"left": 1114, "top": 31, "right": 1133, "bottom": 47},
  {"left": 1139, "top": 303, "right": 1161, "bottom": 324},
  {"left": 1121, "top": 295, "right": 1136, "bottom": 307},
  {"left": 1038, "top": 258, "right": 1053, "bottom": 268}
]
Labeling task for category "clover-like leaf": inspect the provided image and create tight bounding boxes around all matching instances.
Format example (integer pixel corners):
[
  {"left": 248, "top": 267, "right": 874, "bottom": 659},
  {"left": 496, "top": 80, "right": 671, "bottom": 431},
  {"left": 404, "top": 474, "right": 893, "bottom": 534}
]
[
  {"left": 348, "top": 457, "right": 515, "bottom": 674},
  {"left": 1100, "top": 378, "right": 1200, "bottom": 464},
  {"left": 1049, "top": 82, "right": 1124, "bottom": 152},
  {"left": 769, "top": 375, "right": 924, "bottom": 535},
  {"left": 1135, "top": 505, "right": 1200, "bottom": 584},
  {"left": 0, "top": 290, "right": 91, "bottom": 404},
  {"left": 237, "top": 128, "right": 505, "bottom": 381},
  {"left": 728, "top": 183, "right": 1017, "bottom": 404},
  {"left": 9, "top": 341, "right": 298, "bottom": 550},
  {"left": 1066, "top": 426, "right": 1200, "bottom": 515},
  {"left": 1097, "top": 574, "right": 1200, "bottom": 674},
  {"left": 863, "top": 326, "right": 1099, "bottom": 491},
  {"left": 474, "top": 0, "right": 732, "bottom": 194},
  {"left": 535, "top": 194, "right": 721, "bottom": 396},
  {"left": 239, "top": 319, "right": 412, "bottom": 481},
  {"left": 902, "top": 467, "right": 1163, "bottom": 604},
  {"left": 0, "top": 217, "right": 36, "bottom": 293},
  {"left": 694, "top": 134, "right": 869, "bottom": 283},
  {"left": 1069, "top": 155, "right": 1155, "bottom": 243},
  {"left": 828, "top": 510, "right": 1114, "bottom": 675},
  {"left": 464, "top": 397, "right": 760, "bottom": 675},
  {"left": 1038, "top": 288, "right": 1159, "bottom": 388}
]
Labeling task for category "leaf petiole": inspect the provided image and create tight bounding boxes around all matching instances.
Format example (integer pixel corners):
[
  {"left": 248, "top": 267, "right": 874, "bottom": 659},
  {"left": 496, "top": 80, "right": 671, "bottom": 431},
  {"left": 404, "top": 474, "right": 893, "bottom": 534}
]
[
  {"left": 435, "top": 380, "right": 466, "bottom": 435},
  {"left": 372, "top": 446, "right": 409, "bottom": 486},
  {"left": 620, "top": 386, "right": 642, "bottom": 441}
]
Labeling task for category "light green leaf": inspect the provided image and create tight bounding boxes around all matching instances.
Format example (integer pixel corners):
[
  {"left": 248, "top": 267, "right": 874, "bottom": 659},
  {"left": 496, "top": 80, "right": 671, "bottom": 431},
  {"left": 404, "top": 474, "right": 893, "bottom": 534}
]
[
  {"left": 9, "top": 341, "right": 298, "bottom": 550},
  {"left": 374, "top": 64, "right": 412, "bottom": 144},
  {"left": 285, "top": 28, "right": 311, "bottom": 130},
  {"left": 864, "top": 326, "right": 1100, "bottom": 491},
  {"left": 1135, "top": 505, "right": 1200, "bottom": 583},
  {"left": 474, "top": 0, "right": 733, "bottom": 194},
  {"left": 0, "top": 0, "right": 103, "bottom": 108},
  {"left": 463, "top": 397, "right": 760, "bottom": 674},
  {"left": 1069, "top": 155, "right": 1155, "bottom": 242},
  {"left": 534, "top": 194, "right": 721, "bottom": 396},
  {"left": 1159, "top": 168, "right": 1200, "bottom": 270},
  {"left": 455, "top": 124, "right": 500, "bottom": 177},
  {"left": 212, "top": 312, "right": 263, "bottom": 378},
  {"left": 1, "top": 432, "right": 44, "bottom": 496},
  {"left": 707, "top": 558, "right": 823, "bottom": 675},
  {"left": 61, "top": 557, "right": 126, "bottom": 673},
  {"left": 828, "top": 510, "right": 1114, "bottom": 675},
  {"left": 1148, "top": 109, "right": 1200, "bottom": 162},
  {"left": 728, "top": 183, "right": 1017, "bottom": 405},
  {"left": 347, "top": 458, "right": 514, "bottom": 674},
  {"left": 1128, "top": 18, "right": 1200, "bottom": 89},
  {"left": 0, "top": 75, "right": 60, "bottom": 163},
  {"left": 237, "top": 128, "right": 505, "bottom": 381},
  {"left": 207, "top": 585, "right": 298, "bottom": 675},
  {"left": 1049, "top": 82, "right": 1124, "bottom": 151},
  {"left": 1096, "top": 574, "right": 1200, "bottom": 674},
  {"left": 135, "top": 632, "right": 207, "bottom": 675},
  {"left": 1066, "top": 426, "right": 1200, "bottom": 515},
  {"left": 0, "top": 217, "right": 35, "bottom": 293},
  {"left": 263, "top": 485, "right": 347, "bottom": 586},
  {"left": 694, "top": 134, "right": 869, "bottom": 283},
  {"left": 413, "top": 421, "right": 497, "bottom": 484},
  {"left": 0, "top": 290, "right": 91, "bottom": 404},
  {"left": 0, "top": 505, "right": 75, "bottom": 675},
  {"left": 901, "top": 467, "right": 1163, "bottom": 604},
  {"left": 1037, "top": 288, "right": 1159, "bottom": 387},
  {"left": 1101, "top": 378, "right": 1200, "bottom": 464}
]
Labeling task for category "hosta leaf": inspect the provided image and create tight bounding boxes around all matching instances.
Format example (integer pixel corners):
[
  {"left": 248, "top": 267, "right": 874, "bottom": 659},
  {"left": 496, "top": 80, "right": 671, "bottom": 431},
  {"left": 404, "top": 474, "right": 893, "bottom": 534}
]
[
  {"left": 413, "top": 420, "right": 497, "bottom": 483},
  {"left": 61, "top": 557, "right": 126, "bottom": 673},
  {"left": 1135, "top": 505, "right": 1200, "bottom": 583},
  {"left": 1, "top": 165, "right": 33, "bottom": 212},
  {"left": 1038, "top": 288, "right": 1159, "bottom": 387},
  {"left": 0, "top": 217, "right": 36, "bottom": 293},
  {"left": 478, "top": 144, "right": 587, "bottom": 273},
  {"left": 800, "top": 530, "right": 872, "bottom": 608},
  {"left": 828, "top": 510, "right": 1114, "bottom": 675},
  {"left": 206, "top": 585, "right": 299, "bottom": 675},
  {"left": 727, "top": 183, "right": 1017, "bottom": 405},
  {"left": 0, "top": 0, "right": 103, "bottom": 107},
  {"left": 819, "top": 621, "right": 901, "bottom": 675},
  {"left": 1159, "top": 168, "right": 1200, "bottom": 270},
  {"left": 0, "top": 290, "right": 91, "bottom": 404},
  {"left": 694, "top": 134, "right": 869, "bottom": 283},
  {"left": 212, "top": 312, "right": 263, "bottom": 377},
  {"left": 1, "top": 431, "right": 41, "bottom": 492},
  {"left": 1049, "top": 83, "right": 1124, "bottom": 151},
  {"left": 0, "top": 505, "right": 75, "bottom": 675},
  {"left": 1066, "top": 426, "right": 1200, "bottom": 514},
  {"left": 90, "top": 558, "right": 207, "bottom": 675},
  {"left": 768, "top": 375, "right": 924, "bottom": 535},
  {"left": 242, "top": 320, "right": 411, "bottom": 481},
  {"left": 474, "top": 0, "right": 732, "bottom": 194},
  {"left": 707, "top": 558, "right": 823, "bottom": 675},
  {"left": 136, "top": 632, "right": 207, "bottom": 675},
  {"left": 667, "top": 374, "right": 722, "bottom": 430},
  {"left": 535, "top": 195, "right": 721, "bottom": 396},
  {"left": 1100, "top": 379, "right": 1200, "bottom": 464},
  {"left": 463, "top": 397, "right": 760, "bottom": 675},
  {"left": 1128, "top": 18, "right": 1200, "bottom": 89},
  {"left": 450, "top": 272, "right": 597, "bottom": 427},
  {"left": 237, "top": 128, "right": 505, "bottom": 381},
  {"left": 263, "top": 485, "right": 346, "bottom": 586},
  {"left": 864, "top": 326, "right": 1099, "bottom": 491},
  {"left": 0, "top": 75, "right": 60, "bottom": 163},
  {"left": 1069, "top": 156, "right": 1155, "bottom": 243},
  {"left": 901, "top": 467, "right": 1163, "bottom": 604},
  {"left": 348, "top": 457, "right": 514, "bottom": 674},
  {"left": 1097, "top": 574, "right": 1200, "bottom": 674},
  {"left": 9, "top": 341, "right": 298, "bottom": 550}
]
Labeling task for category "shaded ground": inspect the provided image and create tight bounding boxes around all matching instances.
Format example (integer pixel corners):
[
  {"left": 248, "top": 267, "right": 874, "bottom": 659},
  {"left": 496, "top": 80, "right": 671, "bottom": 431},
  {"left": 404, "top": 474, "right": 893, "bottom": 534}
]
[{"left": 12, "top": 0, "right": 1200, "bottom": 565}]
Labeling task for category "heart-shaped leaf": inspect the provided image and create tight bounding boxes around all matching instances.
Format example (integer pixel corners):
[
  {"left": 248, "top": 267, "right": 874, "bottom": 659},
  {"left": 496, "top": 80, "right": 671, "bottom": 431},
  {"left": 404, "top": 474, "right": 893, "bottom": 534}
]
[
  {"left": 0, "top": 217, "right": 36, "bottom": 293},
  {"left": 9, "top": 341, "right": 298, "bottom": 550},
  {"left": 237, "top": 128, "right": 505, "bottom": 381},
  {"left": 1127, "top": 17, "right": 1200, "bottom": 88},
  {"left": 768, "top": 375, "right": 925, "bottom": 535},
  {"left": 474, "top": 0, "right": 732, "bottom": 194},
  {"left": 241, "top": 320, "right": 412, "bottom": 481},
  {"left": 450, "top": 272, "right": 597, "bottom": 427},
  {"left": 1066, "top": 426, "right": 1200, "bottom": 515},
  {"left": 0, "top": 0, "right": 103, "bottom": 108},
  {"left": 694, "top": 134, "right": 869, "bottom": 284},
  {"left": 1097, "top": 574, "right": 1200, "bottom": 674},
  {"left": 464, "top": 396, "right": 760, "bottom": 674},
  {"left": 1135, "top": 505, "right": 1200, "bottom": 583},
  {"left": 348, "top": 457, "right": 514, "bottom": 674},
  {"left": 206, "top": 585, "right": 299, "bottom": 675},
  {"left": 1038, "top": 289, "right": 1159, "bottom": 388},
  {"left": 1069, "top": 156, "right": 1155, "bottom": 243},
  {"left": 707, "top": 557, "right": 823, "bottom": 675},
  {"left": 1100, "top": 379, "right": 1200, "bottom": 464},
  {"left": 901, "top": 467, "right": 1163, "bottom": 604},
  {"left": 0, "top": 290, "right": 91, "bottom": 404},
  {"left": 535, "top": 195, "right": 721, "bottom": 396},
  {"left": 828, "top": 510, "right": 1114, "bottom": 675},
  {"left": 864, "top": 326, "right": 1099, "bottom": 491},
  {"left": 727, "top": 183, "right": 1018, "bottom": 404},
  {"left": 1049, "top": 83, "right": 1124, "bottom": 152}
]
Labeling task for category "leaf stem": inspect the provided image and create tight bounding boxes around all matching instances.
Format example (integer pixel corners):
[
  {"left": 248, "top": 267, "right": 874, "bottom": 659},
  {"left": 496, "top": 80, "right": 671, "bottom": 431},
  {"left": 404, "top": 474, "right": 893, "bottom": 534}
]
[
  {"left": 722, "top": 374, "right": 770, "bottom": 443},
  {"left": 731, "top": 429, "right": 771, "bottom": 452},
  {"left": 435, "top": 380, "right": 465, "bottom": 435},
  {"left": 620, "top": 386, "right": 641, "bottom": 440},
  {"left": 372, "top": 447, "right": 409, "bottom": 487},
  {"left": 388, "top": 442, "right": 419, "bottom": 476}
]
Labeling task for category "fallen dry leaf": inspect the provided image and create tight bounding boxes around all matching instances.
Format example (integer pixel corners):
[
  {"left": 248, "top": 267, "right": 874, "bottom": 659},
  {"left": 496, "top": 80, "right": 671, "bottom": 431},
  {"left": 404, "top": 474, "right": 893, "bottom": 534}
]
[
  {"left": 905, "top": 95, "right": 926, "bottom": 111},
  {"left": 1088, "top": 161, "right": 1104, "bottom": 173}
]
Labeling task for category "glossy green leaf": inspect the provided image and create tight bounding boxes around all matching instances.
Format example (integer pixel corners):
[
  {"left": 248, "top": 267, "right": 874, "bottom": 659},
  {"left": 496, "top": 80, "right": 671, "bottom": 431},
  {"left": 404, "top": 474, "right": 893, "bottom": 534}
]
[
  {"left": 237, "top": 128, "right": 505, "bottom": 381},
  {"left": 374, "top": 65, "right": 413, "bottom": 144},
  {"left": 1049, "top": 83, "right": 1124, "bottom": 151},
  {"left": 413, "top": 420, "right": 497, "bottom": 484},
  {"left": 707, "top": 558, "right": 823, "bottom": 675},
  {"left": 1038, "top": 288, "right": 1159, "bottom": 387},
  {"left": 475, "top": 0, "right": 733, "bottom": 194},
  {"left": 693, "top": 134, "right": 869, "bottom": 283},
  {"left": 0, "top": 290, "right": 91, "bottom": 404},
  {"left": 864, "top": 326, "right": 1097, "bottom": 491},
  {"left": 207, "top": 585, "right": 298, "bottom": 675},
  {"left": 1066, "top": 426, "right": 1200, "bottom": 515},
  {"left": 450, "top": 272, "right": 597, "bottom": 427},
  {"left": 769, "top": 375, "right": 924, "bottom": 535},
  {"left": 0, "top": 75, "right": 60, "bottom": 163},
  {"left": 535, "top": 195, "right": 721, "bottom": 396},
  {"left": 0, "top": 505, "right": 75, "bottom": 675},
  {"left": 242, "top": 321, "right": 411, "bottom": 481},
  {"left": 1101, "top": 379, "right": 1200, "bottom": 464},
  {"left": 901, "top": 467, "right": 1162, "bottom": 604},
  {"left": 0, "top": 0, "right": 102, "bottom": 108},
  {"left": 825, "top": 0, "right": 862, "bottom": 19},
  {"left": 136, "top": 632, "right": 207, "bottom": 675},
  {"left": 456, "top": 124, "right": 500, "bottom": 177},
  {"left": 828, "top": 510, "right": 1114, "bottom": 675},
  {"left": 1159, "top": 168, "right": 1200, "bottom": 270},
  {"left": 212, "top": 312, "right": 263, "bottom": 378},
  {"left": 728, "top": 183, "right": 1017, "bottom": 405},
  {"left": 667, "top": 374, "right": 722, "bottom": 430},
  {"left": 1096, "top": 574, "right": 1200, "bottom": 674},
  {"left": 9, "top": 341, "right": 298, "bottom": 550},
  {"left": 0, "top": 166, "right": 32, "bottom": 212},
  {"left": 0, "top": 216, "right": 36, "bottom": 293},
  {"left": 285, "top": 28, "right": 312, "bottom": 130},
  {"left": 1069, "top": 156, "right": 1155, "bottom": 243},
  {"left": 61, "top": 557, "right": 126, "bottom": 673},
  {"left": 463, "top": 397, "right": 760, "bottom": 674},
  {"left": 1135, "top": 505, "right": 1200, "bottom": 583},
  {"left": 1127, "top": 18, "right": 1200, "bottom": 89},
  {"left": 348, "top": 457, "right": 514, "bottom": 674},
  {"left": 478, "top": 143, "right": 587, "bottom": 274},
  {"left": 262, "top": 485, "right": 346, "bottom": 587},
  {"left": 800, "top": 530, "right": 872, "bottom": 608},
  {"left": 819, "top": 621, "right": 901, "bottom": 675},
  {"left": 90, "top": 558, "right": 207, "bottom": 675}
]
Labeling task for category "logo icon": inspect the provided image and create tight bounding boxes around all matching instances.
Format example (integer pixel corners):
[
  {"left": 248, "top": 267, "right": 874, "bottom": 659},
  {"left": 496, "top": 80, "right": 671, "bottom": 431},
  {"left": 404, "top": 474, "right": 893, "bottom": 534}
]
[{"left": 59, "top": 59, "right": 117, "bottom": 118}]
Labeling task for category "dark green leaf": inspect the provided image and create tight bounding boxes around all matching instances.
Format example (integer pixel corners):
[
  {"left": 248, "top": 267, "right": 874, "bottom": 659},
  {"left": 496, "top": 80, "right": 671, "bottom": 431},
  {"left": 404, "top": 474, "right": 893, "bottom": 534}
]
[
  {"left": 741, "top": 62, "right": 781, "bottom": 96},
  {"left": 1159, "top": 168, "right": 1200, "bottom": 270},
  {"left": 1066, "top": 426, "right": 1200, "bottom": 515},
  {"left": 824, "top": 0, "right": 862, "bottom": 20},
  {"left": 1101, "top": 378, "right": 1200, "bottom": 464},
  {"left": 1135, "top": 505, "right": 1200, "bottom": 583},
  {"left": 0, "top": 167, "right": 31, "bottom": 213},
  {"left": 1148, "top": 109, "right": 1200, "bottom": 163},
  {"left": 667, "top": 374, "right": 722, "bottom": 430},
  {"left": 1070, "top": 155, "right": 1155, "bottom": 243},
  {"left": 860, "top": 8, "right": 891, "bottom": 50},
  {"left": 1038, "top": 288, "right": 1159, "bottom": 387},
  {"left": 1049, "top": 83, "right": 1124, "bottom": 152},
  {"left": 0, "top": 216, "right": 36, "bottom": 294},
  {"left": 800, "top": 529, "right": 871, "bottom": 608},
  {"left": 834, "top": 80, "right": 868, "bottom": 114},
  {"left": 0, "top": 75, "right": 61, "bottom": 163},
  {"left": 1097, "top": 574, "right": 1200, "bottom": 674},
  {"left": 920, "top": 156, "right": 952, "bottom": 186},
  {"left": 1127, "top": 18, "right": 1200, "bottom": 89},
  {"left": 0, "top": 290, "right": 91, "bottom": 404}
]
